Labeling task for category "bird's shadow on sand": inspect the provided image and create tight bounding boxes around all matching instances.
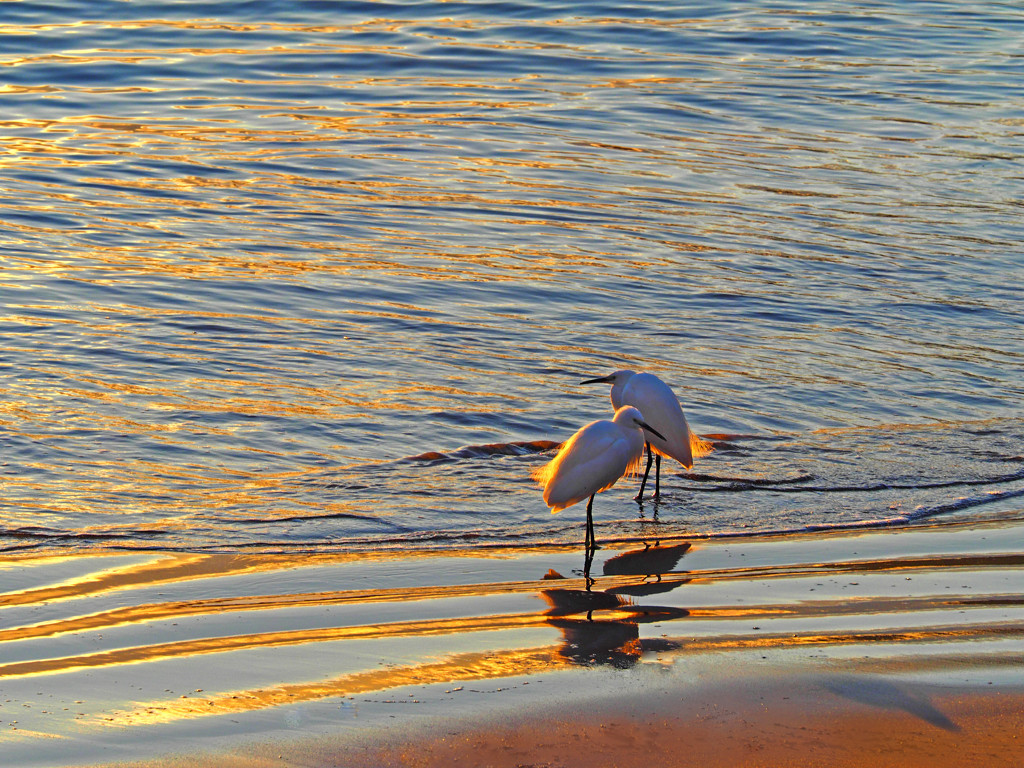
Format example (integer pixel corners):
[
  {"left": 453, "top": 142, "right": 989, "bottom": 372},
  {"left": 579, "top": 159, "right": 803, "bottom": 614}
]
[{"left": 819, "top": 675, "right": 961, "bottom": 732}]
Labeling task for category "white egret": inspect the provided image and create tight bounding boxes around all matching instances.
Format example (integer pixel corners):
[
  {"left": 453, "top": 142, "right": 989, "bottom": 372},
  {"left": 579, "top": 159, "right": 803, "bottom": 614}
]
[
  {"left": 581, "top": 369, "right": 710, "bottom": 501},
  {"left": 533, "top": 405, "right": 665, "bottom": 552}
]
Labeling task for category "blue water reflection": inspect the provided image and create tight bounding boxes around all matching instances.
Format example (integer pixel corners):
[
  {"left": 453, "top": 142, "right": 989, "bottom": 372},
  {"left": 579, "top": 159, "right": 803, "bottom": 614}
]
[{"left": 1, "top": 0, "right": 1022, "bottom": 552}]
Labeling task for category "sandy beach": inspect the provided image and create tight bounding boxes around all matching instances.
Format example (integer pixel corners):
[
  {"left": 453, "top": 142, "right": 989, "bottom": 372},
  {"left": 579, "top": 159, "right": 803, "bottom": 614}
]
[
  {"left": 1, "top": 516, "right": 1020, "bottom": 768},
  {"left": 211, "top": 676, "right": 1024, "bottom": 768}
]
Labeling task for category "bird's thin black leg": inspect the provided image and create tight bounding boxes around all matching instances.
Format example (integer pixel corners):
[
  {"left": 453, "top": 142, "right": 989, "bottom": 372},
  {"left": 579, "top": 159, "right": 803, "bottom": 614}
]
[
  {"left": 583, "top": 494, "right": 597, "bottom": 589},
  {"left": 653, "top": 454, "right": 662, "bottom": 501},
  {"left": 635, "top": 442, "right": 654, "bottom": 501},
  {"left": 585, "top": 493, "right": 596, "bottom": 552}
]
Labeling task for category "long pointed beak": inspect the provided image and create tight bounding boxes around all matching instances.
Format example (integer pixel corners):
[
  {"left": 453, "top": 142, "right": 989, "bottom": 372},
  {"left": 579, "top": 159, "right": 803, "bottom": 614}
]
[
  {"left": 640, "top": 421, "right": 666, "bottom": 441},
  {"left": 580, "top": 375, "right": 614, "bottom": 385}
]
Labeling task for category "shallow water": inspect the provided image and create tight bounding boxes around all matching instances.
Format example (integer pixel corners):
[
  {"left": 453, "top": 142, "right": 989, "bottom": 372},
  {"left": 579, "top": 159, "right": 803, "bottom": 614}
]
[{"left": 1, "top": 1, "right": 1023, "bottom": 555}]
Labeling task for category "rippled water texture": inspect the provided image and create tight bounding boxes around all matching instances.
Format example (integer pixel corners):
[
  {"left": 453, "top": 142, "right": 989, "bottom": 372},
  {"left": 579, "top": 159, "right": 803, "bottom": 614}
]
[{"left": 1, "top": 1, "right": 1023, "bottom": 552}]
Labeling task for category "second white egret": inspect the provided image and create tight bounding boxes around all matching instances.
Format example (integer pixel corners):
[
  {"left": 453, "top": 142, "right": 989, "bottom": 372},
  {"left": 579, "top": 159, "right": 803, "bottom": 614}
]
[{"left": 581, "top": 369, "right": 710, "bottom": 501}]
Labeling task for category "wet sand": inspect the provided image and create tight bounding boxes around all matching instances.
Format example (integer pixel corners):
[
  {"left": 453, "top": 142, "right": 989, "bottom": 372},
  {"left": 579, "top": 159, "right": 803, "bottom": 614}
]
[
  {"left": 291, "top": 678, "right": 1024, "bottom": 768},
  {"left": 1, "top": 517, "right": 1021, "bottom": 767},
  {"left": 404, "top": 693, "right": 1020, "bottom": 768},
  {"left": 125, "top": 666, "right": 1024, "bottom": 768}
]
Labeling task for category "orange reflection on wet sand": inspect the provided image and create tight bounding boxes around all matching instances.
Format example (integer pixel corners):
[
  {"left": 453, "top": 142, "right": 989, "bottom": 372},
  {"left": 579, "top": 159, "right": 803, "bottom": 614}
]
[
  {"left": 97, "top": 645, "right": 569, "bottom": 727},
  {"left": 0, "top": 552, "right": 275, "bottom": 608},
  {"left": 0, "top": 611, "right": 550, "bottom": 680}
]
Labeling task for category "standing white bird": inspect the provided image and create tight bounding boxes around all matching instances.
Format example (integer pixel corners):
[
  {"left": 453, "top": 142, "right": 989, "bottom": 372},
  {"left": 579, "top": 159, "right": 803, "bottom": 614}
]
[
  {"left": 533, "top": 405, "right": 665, "bottom": 552},
  {"left": 581, "top": 369, "right": 710, "bottom": 502}
]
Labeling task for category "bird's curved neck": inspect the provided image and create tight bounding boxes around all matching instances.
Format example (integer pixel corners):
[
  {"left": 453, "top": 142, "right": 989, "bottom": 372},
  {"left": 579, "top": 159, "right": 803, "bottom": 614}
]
[{"left": 610, "top": 381, "right": 626, "bottom": 409}]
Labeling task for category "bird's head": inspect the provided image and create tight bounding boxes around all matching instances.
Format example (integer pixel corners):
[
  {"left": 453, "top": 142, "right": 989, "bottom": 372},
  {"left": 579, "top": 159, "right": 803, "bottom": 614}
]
[{"left": 580, "top": 369, "right": 637, "bottom": 408}]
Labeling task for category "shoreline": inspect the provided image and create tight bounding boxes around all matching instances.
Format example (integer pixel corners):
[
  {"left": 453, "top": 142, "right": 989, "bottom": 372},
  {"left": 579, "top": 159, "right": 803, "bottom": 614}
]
[{"left": 0, "top": 517, "right": 1020, "bottom": 768}]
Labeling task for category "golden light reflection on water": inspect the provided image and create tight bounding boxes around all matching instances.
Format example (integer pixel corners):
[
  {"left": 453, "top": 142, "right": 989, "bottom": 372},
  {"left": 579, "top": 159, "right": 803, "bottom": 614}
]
[
  {"left": 100, "top": 646, "right": 569, "bottom": 728},
  {"left": 0, "top": 547, "right": 586, "bottom": 613},
  {"left": 0, "top": 552, "right": 267, "bottom": 608},
  {"left": 71, "top": 598, "right": 1024, "bottom": 728},
  {"left": 2, "top": 540, "right": 1020, "bottom": 664},
  {"left": 0, "top": 612, "right": 552, "bottom": 680}
]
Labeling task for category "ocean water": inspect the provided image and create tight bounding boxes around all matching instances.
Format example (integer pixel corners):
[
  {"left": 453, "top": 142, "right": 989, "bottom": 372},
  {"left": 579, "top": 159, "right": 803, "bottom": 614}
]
[{"left": 2, "top": 0, "right": 1023, "bottom": 555}]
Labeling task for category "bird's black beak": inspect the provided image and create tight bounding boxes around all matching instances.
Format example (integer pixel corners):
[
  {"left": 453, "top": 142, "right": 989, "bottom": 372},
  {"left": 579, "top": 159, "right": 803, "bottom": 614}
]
[
  {"left": 640, "top": 421, "right": 666, "bottom": 441},
  {"left": 580, "top": 375, "right": 613, "bottom": 385}
]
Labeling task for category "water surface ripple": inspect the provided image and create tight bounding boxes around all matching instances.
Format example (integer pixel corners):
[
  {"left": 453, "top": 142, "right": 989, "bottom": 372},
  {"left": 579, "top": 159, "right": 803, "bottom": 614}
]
[{"left": 1, "top": 1, "right": 1022, "bottom": 553}]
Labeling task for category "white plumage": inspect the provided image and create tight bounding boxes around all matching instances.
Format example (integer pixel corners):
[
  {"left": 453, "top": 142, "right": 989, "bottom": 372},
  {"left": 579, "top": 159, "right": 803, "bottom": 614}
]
[
  {"left": 533, "top": 405, "right": 664, "bottom": 550},
  {"left": 581, "top": 369, "right": 711, "bottom": 500}
]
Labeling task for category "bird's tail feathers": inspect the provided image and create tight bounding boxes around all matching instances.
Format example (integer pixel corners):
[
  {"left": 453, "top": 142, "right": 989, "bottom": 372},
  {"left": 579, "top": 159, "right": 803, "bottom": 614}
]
[
  {"left": 691, "top": 432, "right": 714, "bottom": 459},
  {"left": 530, "top": 461, "right": 555, "bottom": 486}
]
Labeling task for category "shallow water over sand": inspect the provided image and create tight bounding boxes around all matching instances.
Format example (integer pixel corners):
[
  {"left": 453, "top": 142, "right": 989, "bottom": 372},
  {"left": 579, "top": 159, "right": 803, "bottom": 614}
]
[{"left": 0, "top": 519, "right": 1022, "bottom": 765}]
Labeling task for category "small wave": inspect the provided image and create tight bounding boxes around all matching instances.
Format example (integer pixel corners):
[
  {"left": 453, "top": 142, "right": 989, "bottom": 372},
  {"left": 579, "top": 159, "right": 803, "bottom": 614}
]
[
  {"left": 701, "top": 433, "right": 767, "bottom": 449},
  {"left": 780, "top": 490, "right": 1024, "bottom": 535},
  {"left": 215, "top": 510, "right": 404, "bottom": 527},
  {"left": 683, "top": 468, "right": 1024, "bottom": 494},
  {"left": 672, "top": 487, "right": 1024, "bottom": 541},
  {"left": 401, "top": 435, "right": 763, "bottom": 466},
  {"left": 907, "top": 486, "right": 1024, "bottom": 522},
  {"left": 0, "top": 526, "right": 165, "bottom": 541},
  {"left": 144, "top": 527, "right": 531, "bottom": 554},
  {"left": 402, "top": 439, "right": 561, "bottom": 464},
  {"left": 0, "top": 527, "right": 168, "bottom": 553},
  {"left": 684, "top": 473, "right": 816, "bottom": 487},
  {"left": 401, "top": 434, "right": 770, "bottom": 466}
]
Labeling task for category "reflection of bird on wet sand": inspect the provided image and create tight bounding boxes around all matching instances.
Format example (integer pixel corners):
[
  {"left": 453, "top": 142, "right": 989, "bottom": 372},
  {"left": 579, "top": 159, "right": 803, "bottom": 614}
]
[
  {"left": 539, "top": 569, "right": 688, "bottom": 669},
  {"left": 603, "top": 542, "right": 691, "bottom": 577},
  {"left": 543, "top": 601, "right": 689, "bottom": 669},
  {"left": 602, "top": 541, "right": 693, "bottom": 597},
  {"left": 547, "top": 615, "right": 643, "bottom": 668}
]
